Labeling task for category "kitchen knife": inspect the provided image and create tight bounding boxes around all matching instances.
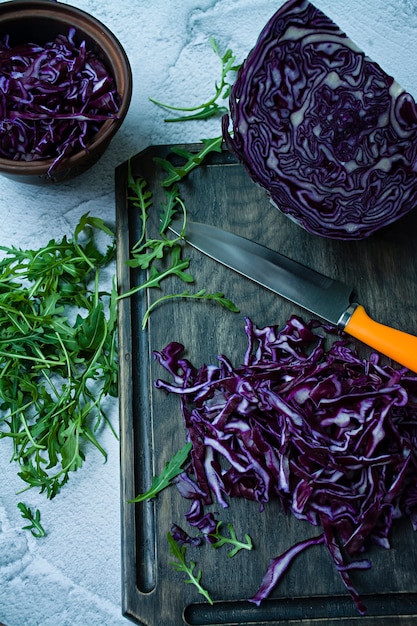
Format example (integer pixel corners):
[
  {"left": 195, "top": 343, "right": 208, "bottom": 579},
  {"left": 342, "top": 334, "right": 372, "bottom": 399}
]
[{"left": 169, "top": 219, "right": 417, "bottom": 373}]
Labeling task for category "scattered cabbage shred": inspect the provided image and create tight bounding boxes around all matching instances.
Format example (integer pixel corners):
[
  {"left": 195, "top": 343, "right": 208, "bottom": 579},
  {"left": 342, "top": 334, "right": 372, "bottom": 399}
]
[
  {"left": 223, "top": 0, "right": 417, "bottom": 240},
  {"left": 0, "top": 28, "right": 120, "bottom": 173},
  {"left": 154, "top": 316, "right": 417, "bottom": 615}
]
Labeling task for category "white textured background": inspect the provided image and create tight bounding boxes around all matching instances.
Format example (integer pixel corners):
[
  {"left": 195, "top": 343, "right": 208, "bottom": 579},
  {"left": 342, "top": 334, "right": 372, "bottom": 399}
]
[{"left": 0, "top": 1, "right": 416, "bottom": 625}]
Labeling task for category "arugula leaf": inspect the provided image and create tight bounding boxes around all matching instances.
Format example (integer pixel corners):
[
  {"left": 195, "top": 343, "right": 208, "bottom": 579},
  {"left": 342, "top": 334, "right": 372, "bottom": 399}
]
[
  {"left": 75, "top": 302, "right": 107, "bottom": 351},
  {"left": 126, "top": 237, "right": 173, "bottom": 270},
  {"left": 118, "top": 245, "right": 194, "bottom": 301},
  {"left": 74, "top": 214, "right": 115, "bottom": 241},
  {"left": 159, "top": 184, "right": 183, "bottom": 234},
  {"left": 154, "top": 136, "right": 223, "bottom": 187},
  {"left": 142, "top": 288, "right": 239, "bottom": 329},
  {"left": 209, "top": 522, "right": 253, "bottom": 557},
  {"left": 167, "top": 532, "right": 213, "bottom": 604},
  {"left": 127, "top": 165, "right": 153, "bottom": 248},
  {"left": 149, "top": 37, "right": 240, "bottom": 122},
  {"left": 17, "top": 502, "right": 46, "bottom": 538},
  {"left": 129, "top": 442, "right": 192, "bottom": 503}
]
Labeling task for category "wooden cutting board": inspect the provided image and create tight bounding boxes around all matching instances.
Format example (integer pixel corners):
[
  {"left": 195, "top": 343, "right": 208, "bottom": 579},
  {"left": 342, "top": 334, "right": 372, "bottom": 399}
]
[{"left": 116, "top": 143, "right": 417, "bottom": 626}]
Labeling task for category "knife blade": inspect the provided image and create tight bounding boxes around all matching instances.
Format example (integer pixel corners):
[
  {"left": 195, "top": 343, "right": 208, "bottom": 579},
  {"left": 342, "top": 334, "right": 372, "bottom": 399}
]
[{"left": 169, "top": 219, "right": 417, "bottom": 373}]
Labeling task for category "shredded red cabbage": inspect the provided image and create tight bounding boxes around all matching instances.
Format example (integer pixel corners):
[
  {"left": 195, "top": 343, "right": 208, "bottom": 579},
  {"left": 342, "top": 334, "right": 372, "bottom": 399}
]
[
  {"left": 222, "top": 0, "right": 417, "bottom": 240},
  {"left": 0, "top": 28, "right": 120, "bottom": 173},
  {"left": 154, "top": 316, "right": 417, "bottom": 614}
]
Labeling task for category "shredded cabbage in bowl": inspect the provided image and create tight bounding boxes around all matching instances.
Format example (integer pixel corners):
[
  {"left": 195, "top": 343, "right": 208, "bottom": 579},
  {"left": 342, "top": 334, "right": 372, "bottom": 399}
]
[{"left": 0, "top": 27, "right": 120, "bottom": 174}]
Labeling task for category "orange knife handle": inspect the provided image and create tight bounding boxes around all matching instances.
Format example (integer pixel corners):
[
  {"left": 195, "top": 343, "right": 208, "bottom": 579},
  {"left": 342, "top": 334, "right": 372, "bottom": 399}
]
[{"left": 343, "top": 304, "right": 417, "bottom": 373}]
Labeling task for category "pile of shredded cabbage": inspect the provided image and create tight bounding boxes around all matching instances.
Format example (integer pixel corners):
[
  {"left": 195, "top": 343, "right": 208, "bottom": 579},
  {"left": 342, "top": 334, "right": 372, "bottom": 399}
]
[
  {"left": 154, "top": 315, "right": 417, "bottom": 614},
  {"left": 0, "top": 28, "right": 120, "bottom": 172}
]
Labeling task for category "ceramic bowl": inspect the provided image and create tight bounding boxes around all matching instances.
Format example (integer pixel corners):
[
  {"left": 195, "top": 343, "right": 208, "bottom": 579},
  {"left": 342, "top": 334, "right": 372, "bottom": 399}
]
[{"left": 0, "top": 0, "right": 132, "bottom": 183}]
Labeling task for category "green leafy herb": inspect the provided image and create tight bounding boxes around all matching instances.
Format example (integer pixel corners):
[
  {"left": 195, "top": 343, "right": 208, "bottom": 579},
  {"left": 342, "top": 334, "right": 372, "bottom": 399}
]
[
  {"left": 126, "top": 183, "right": 186, "bottom": 270},
  {"left": 118, "top": 244, "right": 194, "bottom": 302},
  {"left": 0, "top": 214, "right": 118, "bottom": 499},
  {"left": 154, "top": 136, "right": 223, "bottom": 187},
  {"left": 17, "top": 502, "right": 46, "bottom": 538},
  {"left": 141, "top": 288, "right": 239, "bottom": 329},
  {"left": 127, "top": 163, "right": 156, "bottom": 249},
  {"left": 129, "top": 442, "right": 192, "bottom": 503},
  {"left": 158, "top": 183, "right": 185, "bottom": 235},
  {"left": 149, "top": 37, "right": 240, "bottom": 122},
  {"left": 209, "top": 522, "right": 253, "bottom": 557},
  {"left": 167, "top": 531, "right": 213, "bottom": 604},
  {"left": 119, "top": 172, "right": 239, "bottom": 325}
]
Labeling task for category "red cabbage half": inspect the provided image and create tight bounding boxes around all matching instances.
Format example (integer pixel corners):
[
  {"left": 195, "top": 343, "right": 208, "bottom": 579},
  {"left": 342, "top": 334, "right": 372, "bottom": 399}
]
[
  {"left": 222, "top": 0, "right": 417, "bottom": 240},
  {"left": 0, "top": 28, "right": 120, "bottom": 173},
  {"left": 154, "top": 316, "right": 417, "bottom": 614}
]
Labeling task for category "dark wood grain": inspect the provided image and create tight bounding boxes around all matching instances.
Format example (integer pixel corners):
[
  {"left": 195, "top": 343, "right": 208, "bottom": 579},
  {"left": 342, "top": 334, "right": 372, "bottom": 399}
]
[{"left": 116, "top": 144, "right": 417, "bottom": 626}]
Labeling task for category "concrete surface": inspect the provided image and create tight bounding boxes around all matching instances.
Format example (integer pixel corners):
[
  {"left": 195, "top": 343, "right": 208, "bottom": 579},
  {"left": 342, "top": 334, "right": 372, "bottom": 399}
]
[{"left": 0, "top": 1, "right": 415, "bottom": 625}]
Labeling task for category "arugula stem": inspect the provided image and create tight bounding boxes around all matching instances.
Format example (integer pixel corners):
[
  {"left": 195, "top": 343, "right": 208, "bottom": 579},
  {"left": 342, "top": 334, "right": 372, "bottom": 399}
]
[
  {"left": 149, "top": 95, "right": 224, "bottom": 115},
  {"left": 19, "top": 413, "right": 46, "bottom": 451},
  {"left": 1, "top": 399, "right": 34, "bottom": 423},
  {"left": 93, "top": 267, "right": 100, "bottom": 308},
  {"left": 142, "top": 289, "right": 238, "bottom": 329},
  {"left": 72, "top": 235, "right": 96, "bottom": 272},
  {"left": 0, "top": 350, "right": 67, "bottom": 367},
  {"left": 149, "top": 37, "right": 240, "bottom": 123}
]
